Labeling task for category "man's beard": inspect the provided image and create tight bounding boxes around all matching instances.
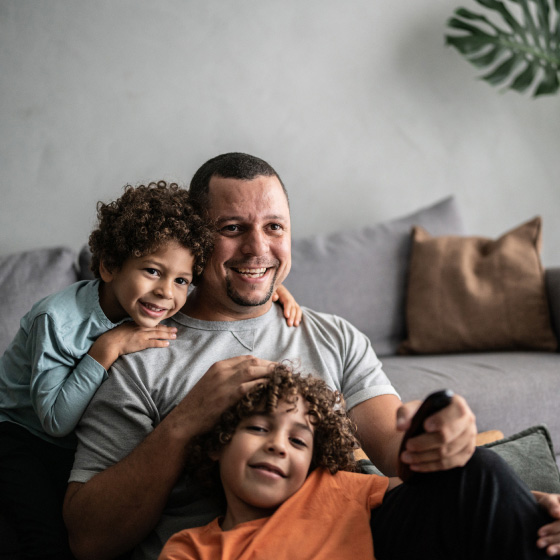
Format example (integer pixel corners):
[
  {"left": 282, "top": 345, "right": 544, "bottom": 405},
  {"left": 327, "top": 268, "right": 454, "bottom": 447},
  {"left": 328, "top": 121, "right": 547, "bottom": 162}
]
[{"left": 226, "top": 269, "right": 278, "bottom": 307}]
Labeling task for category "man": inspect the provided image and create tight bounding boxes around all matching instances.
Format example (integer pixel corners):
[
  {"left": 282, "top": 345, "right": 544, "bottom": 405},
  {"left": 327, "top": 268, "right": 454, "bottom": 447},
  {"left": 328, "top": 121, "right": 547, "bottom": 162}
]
[{"left": 63, "top": 153, "right": 560, "bottom": 560}]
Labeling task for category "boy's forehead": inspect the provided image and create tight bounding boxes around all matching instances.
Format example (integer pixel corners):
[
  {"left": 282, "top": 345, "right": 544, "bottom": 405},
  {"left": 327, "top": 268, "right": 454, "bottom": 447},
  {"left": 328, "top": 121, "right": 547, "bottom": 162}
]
[{"left": 250, "top": 398, "right": 312, "bottom": 425}]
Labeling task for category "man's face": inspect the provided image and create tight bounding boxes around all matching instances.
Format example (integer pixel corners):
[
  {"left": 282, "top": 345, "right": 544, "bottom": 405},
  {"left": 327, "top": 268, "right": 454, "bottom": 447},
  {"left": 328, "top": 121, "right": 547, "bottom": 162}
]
[{"left": 196, "top": 174, "right": 291, "bottom": 320}]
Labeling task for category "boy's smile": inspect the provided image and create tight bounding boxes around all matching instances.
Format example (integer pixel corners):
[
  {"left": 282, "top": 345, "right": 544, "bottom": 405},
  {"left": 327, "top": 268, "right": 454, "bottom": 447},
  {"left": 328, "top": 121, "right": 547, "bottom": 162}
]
[
  {"left": 217, "top": 398, "right": 314, "bottom": 530},
  {"left": 99, "top": 241, "right": 195, "bottom": 327}
]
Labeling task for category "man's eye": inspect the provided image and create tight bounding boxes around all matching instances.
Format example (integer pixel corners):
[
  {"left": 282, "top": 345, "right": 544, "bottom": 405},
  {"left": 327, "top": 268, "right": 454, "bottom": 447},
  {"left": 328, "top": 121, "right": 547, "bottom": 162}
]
[
  {"left": 269, "top": 223, "right": 283, "bottom": 232},
  {"left": 221, "top": 225, "right": 240, "bottom": 233}
]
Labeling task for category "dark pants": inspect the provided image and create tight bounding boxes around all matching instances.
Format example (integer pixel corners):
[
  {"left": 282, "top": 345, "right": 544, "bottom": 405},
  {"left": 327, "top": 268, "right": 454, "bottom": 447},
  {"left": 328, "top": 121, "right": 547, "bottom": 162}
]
[
  {"left": 0, "top": 422, "right": 76, "bottom": 560},
  {"left": 371, "top": 447, "right": 555, "bottom": 560}
]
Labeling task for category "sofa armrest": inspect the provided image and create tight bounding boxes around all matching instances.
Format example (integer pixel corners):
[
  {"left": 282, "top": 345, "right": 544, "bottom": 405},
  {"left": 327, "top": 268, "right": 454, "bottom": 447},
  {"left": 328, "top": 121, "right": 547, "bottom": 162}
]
[{"left": 545, "top": 268, "right": 560, "bottom": 340}]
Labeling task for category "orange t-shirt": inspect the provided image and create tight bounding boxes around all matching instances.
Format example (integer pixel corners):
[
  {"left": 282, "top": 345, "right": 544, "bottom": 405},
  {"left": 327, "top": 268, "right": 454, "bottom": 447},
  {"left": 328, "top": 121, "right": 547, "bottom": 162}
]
[{"left": 158, "top": 468, "right": 389, "bottom": 560}]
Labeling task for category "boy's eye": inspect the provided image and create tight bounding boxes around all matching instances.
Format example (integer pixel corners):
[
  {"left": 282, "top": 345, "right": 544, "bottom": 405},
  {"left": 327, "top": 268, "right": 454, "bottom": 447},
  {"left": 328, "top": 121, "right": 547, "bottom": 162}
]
[
  {"left": 290, "top": 437, "right": 308, "bottom": 448},
  {"left": 246, "top": 425, "right": 267, "bottom": 433},
  {"left": 175, "top": 277, "right": 190, "bottom": 286},
  {"left": 145, "top": 268, "right": 159, "bottom": 276}
]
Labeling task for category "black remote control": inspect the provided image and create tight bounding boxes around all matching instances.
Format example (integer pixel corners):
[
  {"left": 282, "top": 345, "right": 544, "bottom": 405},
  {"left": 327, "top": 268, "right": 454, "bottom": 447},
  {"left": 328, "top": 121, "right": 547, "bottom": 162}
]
[{"left": 398, "top": 389, "right": 454, "bottom": 482}]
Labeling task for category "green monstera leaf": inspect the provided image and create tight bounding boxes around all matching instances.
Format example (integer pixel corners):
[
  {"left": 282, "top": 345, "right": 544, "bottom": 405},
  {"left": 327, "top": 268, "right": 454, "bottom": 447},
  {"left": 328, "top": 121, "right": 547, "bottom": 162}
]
[{"left": 445, "top": 0, "right": 560, "bottom": 96}]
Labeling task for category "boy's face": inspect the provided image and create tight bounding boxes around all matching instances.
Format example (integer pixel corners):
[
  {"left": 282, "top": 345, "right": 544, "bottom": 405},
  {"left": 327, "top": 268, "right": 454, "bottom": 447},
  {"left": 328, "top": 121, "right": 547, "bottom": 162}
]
[
  {"left": 217, "top": 397, "right": 314, "bottom": 528},
  {"left": 99, "top": 241, "right": 195, "bottom": 326}
]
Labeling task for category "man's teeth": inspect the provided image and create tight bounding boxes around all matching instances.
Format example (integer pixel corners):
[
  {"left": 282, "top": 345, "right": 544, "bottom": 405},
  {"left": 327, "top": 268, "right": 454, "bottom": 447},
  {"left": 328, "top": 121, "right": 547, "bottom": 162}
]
[{"left": 235, "top": 267, "right": 267, "bottom": 278}]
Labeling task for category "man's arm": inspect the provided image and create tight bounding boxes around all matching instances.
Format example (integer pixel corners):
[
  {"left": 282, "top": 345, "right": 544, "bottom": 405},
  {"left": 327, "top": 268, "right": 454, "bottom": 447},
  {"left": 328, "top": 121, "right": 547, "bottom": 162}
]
[
  {"left": 64, "top": 411, "right": 189, "bottom": 560},
  {"left": 64, "top": 355, "right": 274, "bottom": 560},
  {"left": 350, "top": 393, "right": 477, "bottom": 477}
]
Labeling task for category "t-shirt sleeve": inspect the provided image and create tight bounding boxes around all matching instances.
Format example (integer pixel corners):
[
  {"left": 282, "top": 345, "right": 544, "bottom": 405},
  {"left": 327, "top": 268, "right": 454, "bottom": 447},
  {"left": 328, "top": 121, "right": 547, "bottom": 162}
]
[
  {"left": 28, "top": 313, "right": 107, "bottom": 437},
  {"left": 331, "top": 315, "right": 399, "bottom": 410},
  {"left": 69, "top": 357, "right": 159, "bottom": 483}
]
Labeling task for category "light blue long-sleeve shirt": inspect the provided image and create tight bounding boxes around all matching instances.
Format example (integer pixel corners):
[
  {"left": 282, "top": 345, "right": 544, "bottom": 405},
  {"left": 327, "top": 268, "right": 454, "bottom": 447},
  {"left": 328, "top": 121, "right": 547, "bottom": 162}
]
[{"left": 0, "top": 279, "right": 123, "bottom": 448}]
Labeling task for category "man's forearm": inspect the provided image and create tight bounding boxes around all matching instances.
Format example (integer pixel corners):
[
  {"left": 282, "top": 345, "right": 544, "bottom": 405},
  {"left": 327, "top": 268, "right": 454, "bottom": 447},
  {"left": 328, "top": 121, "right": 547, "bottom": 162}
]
[
  {"left": 64, "top": 411, "right": 194, "bottom": 560},
  {"left": 349, "top": 394, "right": 403, "bottom": 476}
]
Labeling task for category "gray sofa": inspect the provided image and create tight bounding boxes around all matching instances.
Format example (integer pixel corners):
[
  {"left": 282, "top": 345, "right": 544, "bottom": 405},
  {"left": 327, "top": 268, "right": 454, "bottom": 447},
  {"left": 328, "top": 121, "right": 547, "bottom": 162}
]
[
  {"left": 1, "top": 196, "right": 559, "bottom": 557},
  {"left": 284, "top": 197, "right": 560, "bottom": 461}
]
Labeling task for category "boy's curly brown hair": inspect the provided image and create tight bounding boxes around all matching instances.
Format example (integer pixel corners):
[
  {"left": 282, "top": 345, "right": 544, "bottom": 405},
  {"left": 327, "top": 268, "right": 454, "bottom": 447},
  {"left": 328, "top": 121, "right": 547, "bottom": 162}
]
[
  {"left": 185, "top": 363, "right": 360, "bottom": 495},
  {"left": 88, "top": 181, "right": 213, "bottom": 284}
]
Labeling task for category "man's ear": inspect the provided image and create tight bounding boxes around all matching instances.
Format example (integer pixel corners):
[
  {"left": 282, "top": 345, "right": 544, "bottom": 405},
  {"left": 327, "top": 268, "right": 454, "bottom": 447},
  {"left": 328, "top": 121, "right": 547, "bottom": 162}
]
[{"left": 99, "top": 260, "right": 115, "bottom": 283}]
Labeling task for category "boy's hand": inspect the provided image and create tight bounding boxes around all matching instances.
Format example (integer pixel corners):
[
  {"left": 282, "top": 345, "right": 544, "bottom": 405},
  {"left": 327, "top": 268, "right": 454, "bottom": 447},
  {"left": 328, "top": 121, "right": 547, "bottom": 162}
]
[
  {"left": 272, "top": 284, "right": 302, "bottom": 327},
  {"left": 88, "top": 323, "right": 177, "bottom": 371}
]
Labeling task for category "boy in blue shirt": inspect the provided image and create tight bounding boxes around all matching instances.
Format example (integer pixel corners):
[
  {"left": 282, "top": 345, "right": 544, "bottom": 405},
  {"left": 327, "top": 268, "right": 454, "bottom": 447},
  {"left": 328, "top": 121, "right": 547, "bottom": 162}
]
[{"left": 0, "top": 181, "right": 300, "bottom": 560}]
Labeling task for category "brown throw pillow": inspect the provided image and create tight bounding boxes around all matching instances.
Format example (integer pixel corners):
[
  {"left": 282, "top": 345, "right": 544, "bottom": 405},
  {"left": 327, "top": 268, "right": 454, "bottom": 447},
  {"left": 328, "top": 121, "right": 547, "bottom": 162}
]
[{"left": 399, "top": 217, "right": 558, "bottom": 354}]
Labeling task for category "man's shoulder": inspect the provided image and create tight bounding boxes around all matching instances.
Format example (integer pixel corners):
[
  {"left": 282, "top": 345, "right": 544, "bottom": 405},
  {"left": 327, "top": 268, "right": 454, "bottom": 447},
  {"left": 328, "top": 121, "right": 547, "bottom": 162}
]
[{"left": 298, "top": 305, "right": 364, "bottom": 336}]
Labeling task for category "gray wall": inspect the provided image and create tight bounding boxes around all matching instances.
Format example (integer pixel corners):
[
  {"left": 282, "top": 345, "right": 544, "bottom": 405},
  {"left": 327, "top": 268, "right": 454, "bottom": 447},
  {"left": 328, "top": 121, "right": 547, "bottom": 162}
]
[{"left": 1, "top": 0, "right": 559, "bottom": 265}]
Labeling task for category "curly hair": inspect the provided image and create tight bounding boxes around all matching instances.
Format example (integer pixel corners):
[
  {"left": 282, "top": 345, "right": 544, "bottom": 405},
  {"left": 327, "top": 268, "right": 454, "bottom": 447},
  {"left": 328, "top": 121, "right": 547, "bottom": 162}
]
[
  {"left": 185, "top": 363, "right": 360, "bottom": 496},
  {"left": 88, "top": 181, "right": 214, "bottom": 284}
]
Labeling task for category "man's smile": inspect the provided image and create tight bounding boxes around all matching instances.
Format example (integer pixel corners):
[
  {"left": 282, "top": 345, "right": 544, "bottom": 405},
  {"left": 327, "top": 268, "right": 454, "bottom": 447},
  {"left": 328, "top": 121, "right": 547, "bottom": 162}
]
[{"left": 232, "top": 267, "right": 269, "bottom": 278}]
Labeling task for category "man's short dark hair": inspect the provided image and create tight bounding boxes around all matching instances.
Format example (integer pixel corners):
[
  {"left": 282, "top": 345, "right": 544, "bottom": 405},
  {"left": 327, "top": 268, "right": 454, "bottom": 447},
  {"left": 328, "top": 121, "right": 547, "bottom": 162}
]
[{"left": 189, "top": 152, "right": 288, "bottom": 214}]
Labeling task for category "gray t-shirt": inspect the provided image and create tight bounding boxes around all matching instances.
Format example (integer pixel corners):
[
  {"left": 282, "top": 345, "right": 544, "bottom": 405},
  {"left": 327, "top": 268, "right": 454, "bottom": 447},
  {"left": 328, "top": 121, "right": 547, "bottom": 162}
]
[{"left": 70, "top": 304, "right": 397, "bottom": 559}]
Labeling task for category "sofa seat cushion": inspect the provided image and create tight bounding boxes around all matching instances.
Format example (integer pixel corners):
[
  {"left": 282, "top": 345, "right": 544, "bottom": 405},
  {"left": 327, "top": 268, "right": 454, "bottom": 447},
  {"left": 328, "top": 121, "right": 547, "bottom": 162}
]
[{"left": 382, "top": 352, "right": 560, "bottom": 455}]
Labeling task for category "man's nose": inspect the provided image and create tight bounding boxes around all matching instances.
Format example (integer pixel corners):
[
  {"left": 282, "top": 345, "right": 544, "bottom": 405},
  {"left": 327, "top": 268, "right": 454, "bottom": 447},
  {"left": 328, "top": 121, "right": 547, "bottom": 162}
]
[{"left": 242, "top": 229, "right": 268, "bottom": 256}]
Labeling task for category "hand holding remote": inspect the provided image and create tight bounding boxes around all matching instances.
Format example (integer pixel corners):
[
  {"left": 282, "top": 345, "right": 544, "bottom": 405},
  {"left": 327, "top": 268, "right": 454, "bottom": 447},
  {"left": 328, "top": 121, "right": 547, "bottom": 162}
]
[{"left": 398, "top": 389, "right": 455, "bottom": 482}]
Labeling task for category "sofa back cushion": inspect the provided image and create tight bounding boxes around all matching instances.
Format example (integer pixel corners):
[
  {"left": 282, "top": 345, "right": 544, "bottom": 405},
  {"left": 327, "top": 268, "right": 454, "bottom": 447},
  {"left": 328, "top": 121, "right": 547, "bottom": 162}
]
[
  {"left": 0, "top": 247, "right": 79, "bottom": 354},
  {"left": 284, "top": 197, "right": 466, "bottom": 356}
]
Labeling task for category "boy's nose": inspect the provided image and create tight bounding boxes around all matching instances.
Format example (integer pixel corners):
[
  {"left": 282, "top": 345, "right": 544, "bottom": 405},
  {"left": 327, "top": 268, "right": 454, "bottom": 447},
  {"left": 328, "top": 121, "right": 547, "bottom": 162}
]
[
  {"left": 266, "top": 436, "right": 287, "bottom": 456},
  {"left": 155, "top": 279, "right": 173, "bottom": 298}
]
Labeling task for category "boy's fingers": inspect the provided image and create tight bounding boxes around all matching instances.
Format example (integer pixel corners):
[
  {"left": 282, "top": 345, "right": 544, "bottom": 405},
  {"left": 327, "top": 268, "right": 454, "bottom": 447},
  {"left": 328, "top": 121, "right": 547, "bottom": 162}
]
[{"left": 145, "top": 339, "right": 171, "bottom": 349}]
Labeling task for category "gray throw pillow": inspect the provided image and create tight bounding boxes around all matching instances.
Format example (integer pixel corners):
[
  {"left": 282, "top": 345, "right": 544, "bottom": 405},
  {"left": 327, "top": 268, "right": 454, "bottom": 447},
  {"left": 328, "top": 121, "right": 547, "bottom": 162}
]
[
  {"left": 284, "top": 197, "right": 466, "bottom": 356},
  {"left": 0, "top": 247, "right": 79, "bottom": 354},
  {"left": 483, "top": 424, "right": 560, "bottom": 493}
]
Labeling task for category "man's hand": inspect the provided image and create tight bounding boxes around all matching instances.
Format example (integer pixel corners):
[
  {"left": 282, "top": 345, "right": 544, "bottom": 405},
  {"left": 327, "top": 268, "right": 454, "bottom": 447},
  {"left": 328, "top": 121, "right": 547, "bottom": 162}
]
[
  {"left": 397, "top": 394, "right": 477, "bottom": 475},
  {"left": 88, "top": 323, "right": 178, "bottom": 370},
  {"left": 535, "top": 491, "right": 560, "bottom": 556},
  {"left": 172, "top": 355, "right": 276, "bottom": 437}
]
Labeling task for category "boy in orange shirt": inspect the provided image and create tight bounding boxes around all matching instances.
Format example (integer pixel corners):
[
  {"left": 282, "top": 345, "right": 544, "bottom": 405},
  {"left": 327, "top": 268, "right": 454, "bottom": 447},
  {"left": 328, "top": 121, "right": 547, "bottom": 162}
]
[
  {"left": 158, "top": 362, "right": 394, "bottom": 560},
  {"left": 159, "top": 363, "right": 556, "bottom": 560}
]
